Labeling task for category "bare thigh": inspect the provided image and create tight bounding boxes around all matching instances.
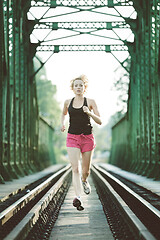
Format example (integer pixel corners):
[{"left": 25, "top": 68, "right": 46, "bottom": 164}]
[{"left": 67, "top": 147, "right": 81, "bottom": 171}]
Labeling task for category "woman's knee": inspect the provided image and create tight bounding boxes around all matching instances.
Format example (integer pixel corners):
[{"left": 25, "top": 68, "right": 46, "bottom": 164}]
[{"left": 72, "top": 165, "right": 80, "bottom": 174}]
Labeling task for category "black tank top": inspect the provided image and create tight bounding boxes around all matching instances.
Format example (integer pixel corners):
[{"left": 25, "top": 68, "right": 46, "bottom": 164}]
[{"left": 68, "top": 97, "right": 93, "bottom": 135}]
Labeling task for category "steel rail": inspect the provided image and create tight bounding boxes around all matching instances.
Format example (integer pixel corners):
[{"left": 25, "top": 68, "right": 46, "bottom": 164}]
[
  {"left": 92, "top": 164, "right": 158, "bottom": 240},
  {"left": 93, "top": 164, "right": 160, "bottom": 220},
  {"left": 0, "top": 164, "right": 71, "bottom": 226},
  {"left": 3, "top": 167, "right": 72, "bottom": 240}
]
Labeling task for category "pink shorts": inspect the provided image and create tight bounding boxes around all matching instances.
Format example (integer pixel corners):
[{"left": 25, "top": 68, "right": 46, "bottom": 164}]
[{"left": 66, "top": 133, "right": 96, "bottom": 153}]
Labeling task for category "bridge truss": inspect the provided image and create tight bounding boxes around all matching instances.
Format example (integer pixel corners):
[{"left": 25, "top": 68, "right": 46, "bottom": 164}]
[
  {"left": 0, "top": 0, "right": 160, "bottom": 181},
  {"left": 28, "top": 0, "right": 135, "bottom": 73}
]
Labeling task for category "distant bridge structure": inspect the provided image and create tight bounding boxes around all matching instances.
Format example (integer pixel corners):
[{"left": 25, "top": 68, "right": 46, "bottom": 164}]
[{"left": 0, "top": 0, "right": 159, "bottom": 182}]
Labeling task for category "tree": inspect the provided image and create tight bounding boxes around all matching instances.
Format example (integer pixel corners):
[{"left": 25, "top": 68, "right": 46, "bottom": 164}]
[
  {"left": 93, "top": 111, "right": 125, "bottom": 163},
  {"left": 112, "top": 58, "right": 130, "bottom": 114},
  {"left": 34, "top": 57, "right": 67, "bottom": 162}
]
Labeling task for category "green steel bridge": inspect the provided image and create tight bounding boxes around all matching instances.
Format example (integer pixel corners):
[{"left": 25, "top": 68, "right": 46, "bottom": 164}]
[{"left": 0, "top": 0, "right": 160, "bottom": 182}]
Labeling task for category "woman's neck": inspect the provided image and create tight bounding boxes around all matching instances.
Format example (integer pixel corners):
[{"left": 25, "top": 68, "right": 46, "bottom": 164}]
[{"left": 74, "top": 95, "right": 84, "bottom": 100}]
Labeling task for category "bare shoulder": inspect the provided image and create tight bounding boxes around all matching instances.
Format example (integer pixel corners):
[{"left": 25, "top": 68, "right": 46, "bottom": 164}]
[
  {"left": 64, "top": 99, "right": 72, "bottom": 108},
  {"left": 62, "top": 99, "right": 72, "bottom": 115},
  {"left": 87, "top": 98, "right": 97, "bottom": 109}
]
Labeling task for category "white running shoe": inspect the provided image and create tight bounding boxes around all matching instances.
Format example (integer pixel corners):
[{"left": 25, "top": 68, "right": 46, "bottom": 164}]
[{"left": 82, "top": 179, "right": 91, "bottom": 195}]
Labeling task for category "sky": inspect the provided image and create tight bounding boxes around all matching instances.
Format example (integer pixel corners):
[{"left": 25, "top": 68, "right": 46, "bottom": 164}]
[
  {"left": 44, "top": 51, "right": 122, "bottom": 126},
  {"left": 28, "top": 3, "right": 136, "bottom": 126}
]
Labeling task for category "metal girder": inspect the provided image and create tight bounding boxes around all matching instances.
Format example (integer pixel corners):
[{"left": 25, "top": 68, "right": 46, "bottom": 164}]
[
  {"left": 1, "top": 0, "right": 160, "bottom": 183},
  {"left": 34, "top": 21, "right": 130, "bottom": 30},
  {"left": 28, "top": 0, "right": 135, "bottom": 71},
  {"left": 110, "top": 0, "right": 160, "bottom": 180},
  {"left": 31, "top": 0, "right": 133, "bottom": 7},
  {"left": 36, "top": 44, "right": 128, "bottom": 52},
  {"left": 0, "top": 0, "right": 49, "bottom": 181}
]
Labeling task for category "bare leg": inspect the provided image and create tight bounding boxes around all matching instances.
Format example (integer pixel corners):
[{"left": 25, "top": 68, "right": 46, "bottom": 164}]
[
  {"left": 67, "top": 147, "right": 81, "bottom": 197},
  {"left": 81, "top": 150, "right": 93, "bottom": 182}
]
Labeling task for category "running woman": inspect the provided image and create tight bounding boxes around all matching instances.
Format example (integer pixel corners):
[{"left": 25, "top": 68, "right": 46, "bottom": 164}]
[{"left": 61, "top": 75, "right": 102, "bottom": 211}]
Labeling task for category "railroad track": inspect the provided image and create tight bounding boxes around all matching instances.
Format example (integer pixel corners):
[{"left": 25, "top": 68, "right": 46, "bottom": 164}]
[
  {"left": 0, "top": 164, "right": 72, "bottom": 240},
  {"left": 1, "top": 163, "right": 160, "bottom": 240},
  {"left": 92, "top": 164, "right": 160, "bottom": 240}
]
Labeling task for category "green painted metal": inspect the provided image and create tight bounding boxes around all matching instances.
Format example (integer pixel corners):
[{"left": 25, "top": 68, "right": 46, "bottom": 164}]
[
  {"left": 36, "top": 44, "right": 129, "bottom": 52},
  {"left": 31, "top": 0, "right": 133, "bottom": 7},
  {"left": 110, "top": 0, "right": 160, "bottom": 179},
  {"left": 110, "top": 115, "right": 130, "bottom": 169},
  {"left": 1, "top": 0, "right": 160, "bottom": 182},
  {"left": 0, "top": 0, "right": 5, "bottom": 183},
  {"left": 28, "top": 0, "right": 134, "bottom": 73},
  {"left": 0, "top": 0, "right": 56, "bottom": 182},
  {"left": 34, "top": 21, "right": 131, "bottom": 30},
  {"left": 38, "top": 117, "right": 56, "bottom": 168}
]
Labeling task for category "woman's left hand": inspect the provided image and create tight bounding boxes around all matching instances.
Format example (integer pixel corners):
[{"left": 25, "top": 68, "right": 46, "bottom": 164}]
[{"left": 83, "top": 106, "right": 90, "bottom": 115}]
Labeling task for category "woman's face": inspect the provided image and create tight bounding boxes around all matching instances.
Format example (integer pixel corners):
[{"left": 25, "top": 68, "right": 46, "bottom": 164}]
[{"left": 73, "top": 80, "right": 85, "bottom": 95}]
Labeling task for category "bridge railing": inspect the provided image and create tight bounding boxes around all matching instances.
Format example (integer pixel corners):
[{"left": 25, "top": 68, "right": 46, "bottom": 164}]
[
  {"left": 109, "top": 115, "right": 131, "bottom": 170},
  {"left": 0, "top": 1, "right": 57, "bottom": 183},
  {"left": 38, "top": 116, "right": 56, "bottom": 169}
]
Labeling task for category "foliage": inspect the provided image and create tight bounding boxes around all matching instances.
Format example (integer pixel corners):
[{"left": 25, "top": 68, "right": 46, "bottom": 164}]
[
  {"left": 93, "top": 124, "right": 111, "bottom": 153},
  {"left": 109, "top": 111, "right": 125, "bottom": 127},
  {"left": 112, "top": 58, "right": 130, "bottom": 114},
  {"left": 34, "top": 57, "right": 66, "bottom": 162},
  {"left": 93, "top": 110, "right": 125, "bottom": 162},
  {"left": 34, "top": 58, "right": 61, "bottom": 126}
]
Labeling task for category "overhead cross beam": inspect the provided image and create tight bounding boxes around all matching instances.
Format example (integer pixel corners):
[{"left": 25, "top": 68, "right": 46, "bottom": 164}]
[
  {"left": 29, "top": 0, "right": 135, "bottom": 74},
  {"left": 34, "top": 21, "right": 131, "bottom": 30},
  {"left": 31, "top": 0, "right": 133, "bottom": 7},
  {"left": 30, "top": 19, "right": 133, "bottom": 44},
  {"left": 36, "top": 44, "right": 129, "bottom": 52}
]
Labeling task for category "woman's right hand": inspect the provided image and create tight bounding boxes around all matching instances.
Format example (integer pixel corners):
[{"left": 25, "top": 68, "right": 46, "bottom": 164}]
[{"left": 61, "top": 125, "right": 65, "bottom": 132}]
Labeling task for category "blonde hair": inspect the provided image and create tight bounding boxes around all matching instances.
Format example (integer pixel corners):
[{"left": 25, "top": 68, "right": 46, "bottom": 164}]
[{"left": 70, "top": 74, "right": 88, "bottom": 93}]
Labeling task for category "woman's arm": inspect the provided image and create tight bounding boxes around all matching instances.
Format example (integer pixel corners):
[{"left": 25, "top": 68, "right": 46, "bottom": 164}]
[
  {"left": 83, "top": 99, "right": 102, "bottom": 125},
  {"left": 61, "top": 99, "right": 69, "bottom": 132}
]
